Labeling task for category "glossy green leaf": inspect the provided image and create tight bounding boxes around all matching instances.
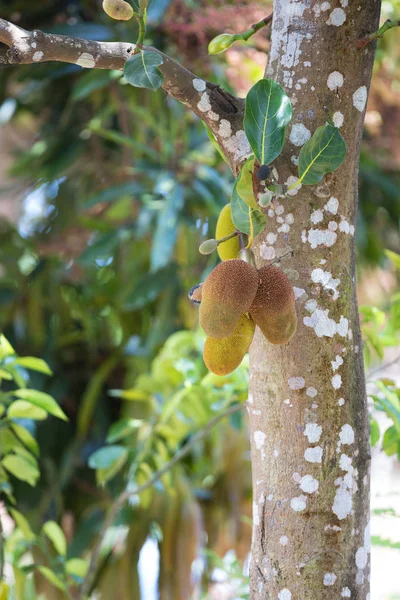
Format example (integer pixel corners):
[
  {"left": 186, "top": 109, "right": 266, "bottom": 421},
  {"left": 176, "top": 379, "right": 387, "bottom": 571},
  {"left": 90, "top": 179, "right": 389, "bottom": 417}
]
[
  {"left": 106, "top": 418, "right": 143, "bottom": 443},
  {"left": 0, "top": 334, "right": 15, "bottom": 360},
  {"left": 42, "top": 521, "right": 67, "bottom": 556},
  {"left": 8, "top": 400, "right": 48, "bottom": 421},
  {"left": 10, "top": 509, "right": 36, "bottom": 541},
  {"left": 12, "top": 357, "right": 52, "bottom": 376},
  {"left": 124, "top": 50, "right": 164, "bottom": 91},
  {"left": 2, "top": 454, "right": 40, "bottom": 486},
  {"left": 244, "top": 79, "right": 292, "bottom": 165},
  {"left": 13, "top": 389, "right": 68, "bottom": 421},
  {"left": 230, "top": 181, "right": 266, "bottom": 239},
  {"left": 236, "top": 156, "right": 259, "bottom": 209},
  {"left": 37, "top": 567, "right": 66, "bottom": 591},
  {"left": 297, "top": 123, "right": 346, "bottom": 185},
  {"left": 382, "top": 425, "right": 399, "bottom": 456}
]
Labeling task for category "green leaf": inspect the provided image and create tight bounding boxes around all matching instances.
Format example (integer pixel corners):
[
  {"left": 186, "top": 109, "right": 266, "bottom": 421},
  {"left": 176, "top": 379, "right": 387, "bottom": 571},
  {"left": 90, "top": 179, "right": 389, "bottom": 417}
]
[
  {"left": 230, "top": 180, "right": 266, "bottom": 239},
  {"left": 370, "top": 418, "right": 380, "bottom": 447},
  {"left": 106, "top": 418, "right": 143, "bottom": 443},
  {"left": 2, "top": 454, "right": 40, "bottom": 486},
  {"left": 0, "top": 334, "right": 15, "bottom": 360},
  {"left": 244, "top": 79, "right": 292, "bottom": 165},
  {"left": 42, "top": 521, "right": 67, "bottom": 556},
  {"left": 37, "top": 567, "right": 66, "bottom": 591},
  {"left": 236, "top": 156, "right": 259, "bottom": 209},
  {"left": 66, "top": 558, "right": 88, "bottom": 579},
  {"left": 385, "top": 249, "right": 400, "bottom": 270},
  {"left": 88, "top": 445, "right": 128, "bottom": 470},
  {"left": 375, "top": 382, "right": 400, "bottom": 432},
  {"left": 297, "top": 123, "right": 346, "bottom": 185},
  {"left": 371, "top": 535, "right": 400, "bottom": 550},
  {"left": 10, "top": 509, "right": 36, "bottom": 541},
  {"left": 11, "top": 423, "right": 39, "bottom": 457},
  {"left": 124, "top": 50, "right": 164, "bottom": 91},
  {"left": 150, "top": 183, "right": 184, "bottom": 272},
  {"left": 382, "top": 425, "right": 399, "bottom": 456},
  {"left": 12, "top": 357, "right": 52, "bottom": 376},
  {"left": 13, "top": 389, "right": 68, "bottom": 421},
  {"left": 8, "top": 400, "right": 48, "bottom": 421}
]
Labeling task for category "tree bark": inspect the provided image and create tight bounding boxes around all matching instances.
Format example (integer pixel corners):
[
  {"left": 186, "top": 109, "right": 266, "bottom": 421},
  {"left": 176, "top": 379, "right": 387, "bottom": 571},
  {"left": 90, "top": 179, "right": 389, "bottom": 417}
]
[{"left": 248, "top": 1, "right": 381, "bottom": 598}]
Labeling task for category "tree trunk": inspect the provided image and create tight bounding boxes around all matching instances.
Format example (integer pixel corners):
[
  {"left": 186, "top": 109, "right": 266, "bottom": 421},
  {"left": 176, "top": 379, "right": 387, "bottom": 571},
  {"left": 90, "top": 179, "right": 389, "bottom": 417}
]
[{"left": 248, "top": 1, "right": 381, "bottom": 598}]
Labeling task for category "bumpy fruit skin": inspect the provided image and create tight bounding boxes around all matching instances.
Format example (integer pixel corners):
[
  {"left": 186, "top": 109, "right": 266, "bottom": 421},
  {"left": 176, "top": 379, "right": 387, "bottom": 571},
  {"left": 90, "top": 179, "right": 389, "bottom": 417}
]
[
  {"left": 200, "top": 259, "right": 258, "bottom": 338},
  {"left": 249, "top": 265, "right": 297, "bottom": 344},
  {"left": 204, "top": 313, "right": 255, "bottom": 375},
  {"left": 102, "top": 0, "right": 134, "bottom": 20},
  {"left": 215, "top": 204, "right": 239, "bottom": 261}
]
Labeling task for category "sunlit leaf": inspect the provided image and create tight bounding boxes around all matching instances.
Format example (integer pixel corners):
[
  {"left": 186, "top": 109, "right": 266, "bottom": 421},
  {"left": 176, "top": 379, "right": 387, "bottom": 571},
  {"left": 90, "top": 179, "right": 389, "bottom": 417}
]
[
  {"left": 8, "top": 400, "right": 48, "bottom": 421},
  {"left": 297, "top": 123, "right": 346, "bottom": 185},
  {"left": 13, "top": 389, "right": 68, "bottom": 421},
  {"left": 66, "top": 558, "right": 88, "bottom": 579},
  {"left": 12, "top": 357, "right": 52, "bottom": 376},
  {"left": 37, "top": 567, "right": 66, "bottom": 591},
  {"left": 385, "top": 249, "right": 400, "bottom": 269},
  {"left": 106, "top": 418, "right": 143, "bottom": 443},
  {"left": 11, "top": 423, "right": 39, "bottom": 457},
  {"left": 9, "top": 509, "right": 36, "bottom": 541},
  {"left": 370, "top": 418, "right": 380, "bottom": 447},
  {"left": 88, "top": 445, "right": 128, "bottom": 470},
  {"left": 2, "top": 455, "right": 40, "bottom": 486},
  {"left": 42, "top": 521, "right": 67, "bottom": 556}
]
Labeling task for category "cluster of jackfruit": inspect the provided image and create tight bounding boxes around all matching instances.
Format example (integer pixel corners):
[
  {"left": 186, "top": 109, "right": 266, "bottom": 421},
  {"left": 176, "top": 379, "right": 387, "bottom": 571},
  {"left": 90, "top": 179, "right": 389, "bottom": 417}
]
[{"left": 192, "top": 205, "right": 297, "bottom": 375}]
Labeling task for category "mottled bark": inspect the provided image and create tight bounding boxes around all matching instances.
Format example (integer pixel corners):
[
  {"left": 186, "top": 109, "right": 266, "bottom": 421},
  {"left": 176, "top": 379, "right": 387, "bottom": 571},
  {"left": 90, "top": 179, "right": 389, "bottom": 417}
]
[{"left": 248, "top": 1, "right": 381, "bottom": 599}]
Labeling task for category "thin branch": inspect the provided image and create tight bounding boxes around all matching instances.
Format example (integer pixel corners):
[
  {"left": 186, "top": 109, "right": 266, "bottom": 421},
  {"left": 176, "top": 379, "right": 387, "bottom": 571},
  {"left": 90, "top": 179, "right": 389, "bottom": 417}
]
[
  {"left": 241, "top": 13, "right": 273, "bottom": 42},
  {"left": 79, "top": 402, "right": 244, "bottom": 598},
  {"left": 367, "top": 353, "right": 400, "bottom": 380},
  {"left": 357, "top": 18, "right": 400, "bottom": 48},
  {"left": 0, "top": 18, "right": 249, "bottom": 174}
]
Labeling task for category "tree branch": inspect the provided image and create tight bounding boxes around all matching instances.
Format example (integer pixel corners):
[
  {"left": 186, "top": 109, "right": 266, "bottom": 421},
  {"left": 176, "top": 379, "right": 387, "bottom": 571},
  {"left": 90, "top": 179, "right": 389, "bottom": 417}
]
[
  {"left": 78, "top": 402, "right": 243, "bottom": 599},
  {"left": 0, "top": 18, "right": 250, "bottom": 174},
  {"left": 357, "top": 17, "right": 400, "bottom": 47}
]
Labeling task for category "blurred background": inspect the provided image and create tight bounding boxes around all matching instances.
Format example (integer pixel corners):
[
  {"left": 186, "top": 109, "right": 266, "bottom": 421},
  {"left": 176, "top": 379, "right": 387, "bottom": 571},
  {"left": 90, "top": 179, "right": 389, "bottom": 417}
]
[{"left": 0, "top": 1, "right": 399, "bottom": 599}]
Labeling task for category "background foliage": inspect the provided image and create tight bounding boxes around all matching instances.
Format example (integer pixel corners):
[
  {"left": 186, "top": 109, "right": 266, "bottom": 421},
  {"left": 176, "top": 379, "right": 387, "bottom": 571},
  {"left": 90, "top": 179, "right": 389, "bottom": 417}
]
[{"left": 0, "top": 1, "right": 400, "bottom": 599}]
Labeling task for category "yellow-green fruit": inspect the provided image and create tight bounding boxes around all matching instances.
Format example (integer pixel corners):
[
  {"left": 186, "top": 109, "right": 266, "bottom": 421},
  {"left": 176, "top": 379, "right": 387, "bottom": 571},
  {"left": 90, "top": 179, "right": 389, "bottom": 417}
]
[
  {"left": 199, "top": 259, "right": 258, "bottom": 338},
  {"left": 216, "top": 204, "right": 239, "bottom": 261},
  {"left": 102, "top": 0, "right": 134, "bottom": 20},
  {"left": 204, "top": 313, "right": 255, "bottom": 375},
  {"left": 249, "top": 265, "right": 297, "bottom": 344},
  {"left": 208, "top": 33, "right": 236, "bottom": 55}
]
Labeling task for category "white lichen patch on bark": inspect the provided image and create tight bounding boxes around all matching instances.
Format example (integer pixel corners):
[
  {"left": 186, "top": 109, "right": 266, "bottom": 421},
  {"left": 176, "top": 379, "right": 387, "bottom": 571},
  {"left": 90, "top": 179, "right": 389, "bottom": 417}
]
[
  {"left": 353, "top": 86, "right": 367, "bottom": 112},
  {"left": 253, "top": 501, "right": 260, "bottom": 526},
  {"left": 304, "top": 423, "right": 322, "bottom": 443},
  {"left": 76, "top": 52, "right": 96, "bottom": 68},
  {"left": 340, "top": 424, "right": 355, "bottom": 445},
  {"left": 218, "top": 119, "right": 232, "bottom": 138},
  {"left": 197, "top": 92, "right": 212, "bottom": 112},
  {"left": 300, "top": 474, "right": 319, "bottom": 493},
  {"left": 32, "top": 50, "right": 44, "bottom": 62},
  {"left": 304, "top": 446, "right": 323, "bottom": 463},
  {"left": 291, "top": 495, "right": 307, "bottom": 511},
  {"left": 306, "top": 387, "right": 317, "bottom": 398},
  {"left": 341, "top": 587, "right": 351, "bottom": 597},
  {"left": 310, "top": 209, "right": 323, "bottom": 224},
  {"left": 327, "top": 71, "right": 344, "bottom": 90},
  {"left": 332, "top": 374, "right": 342, "bottom": 389},
  {"left": 222, "top": 129, "right": 252, "bottom": 163},
  {"left": 192, "top": 78, "right": 206, "bottom": 92},
  {"left": 278, "top": 589, "right": 292, "bottom": 600},
  {"left": 288, "top": 376, "right": 305, "bottom": 390},
  {"left": 323, "top": 573, "right": 337, "bottom": 586},
  {"left": 254, "top": 430, "right": 267, "bottom": 450},
  {"left": 306, "top": 228, "right": 337, "bottom": 249},
  {"left": 332, "top": 355, "right": 344, "bottom": 371},
  {"left": 280, "top": 535, "right": 289, "bottom": 546},
  {"left": 324, "top": 196, "right": 339, "bottom": 214},
  {"left": 303, "top": 307, "right": 349, "bottom": 338},
  {"left": 290, "top": 123, "right": 311, "bottom": 146},
  {"left": 311, "top": 268, "right": 340, "bottom": 300},
  {"left": 333, "top": 111, "right": 344, "bottom": 127},
  {"left": 326, "top": 7, "right": 347, "bottom": 26}
]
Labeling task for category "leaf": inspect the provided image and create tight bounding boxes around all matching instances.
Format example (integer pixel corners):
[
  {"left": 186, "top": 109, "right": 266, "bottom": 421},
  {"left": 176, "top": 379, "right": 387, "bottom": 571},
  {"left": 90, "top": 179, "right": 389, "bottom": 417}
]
[
  {"left": 106, "top": 418, "right": 143, "bottom": 443},
  {"left": 385, "top": 249, "right": 400, "bottom": 270},
  {"left": 8, "top": 400, "right": 48, "bottom": 421},
  {"left": 66, "top": 558, "right": 88, "bottom": 579},
  {"left": 370, "top": 418, "right": 380, "bottom": 447},
  {"left": 37, "top": 567, "right": 66, "bottom": 591},
  {"left": 371, "top": 535, "right": 400, "bottom": 550},
  {"left": 88, "top": 445, "right": 128, "bottom": 470},
  {"left": 244, "top": 79, "right": 292, "bottom": 165},
  {"left": 382, "top": 425, "right": 399, "bottom": 456},
  {"left": 11, "top": 423, "right": 39, "bottom": 457},
  {"left": 375, "top": 382, "right": 400, "bottom": 432},
  {"left": 108, "top": 388, "right": 150, "bottom": 402},
  {"left": 2, "top": 454, "right": 40, "bottom": 486},
  {"left": 42, "top": 521, "right": 67, "bottom": 556},
  {"left": 297, "top": 123, "right": 346, "bottom": 185},
  {"left": 9, "top": 509, "right": 36, "bottom": 541},
  {"left": 124, "top": 50, "right": 164, "bottom": 91},
  {"left": 71, "top": 69, "right": 120, "bottom": 101},
  {"left": 12, "top": 357, "right": 52, "bottom": 376},
  {"left": 123, "top": 264, "right": 177, "bottom": 310},
  {"left": 0, "top": 334, "right": 15, "bottom": 360},
  {"left": 236, "top": 156, "right": 259, "bottom": 209},
  {"left": 82, "top": 182, "right": 142, "bottom": 210},
  {"left": 230, "top": 181, "right": 266, "bottom": 240},
  {"left": 13, "top": 389, "right": 68, "bottom": 421}
]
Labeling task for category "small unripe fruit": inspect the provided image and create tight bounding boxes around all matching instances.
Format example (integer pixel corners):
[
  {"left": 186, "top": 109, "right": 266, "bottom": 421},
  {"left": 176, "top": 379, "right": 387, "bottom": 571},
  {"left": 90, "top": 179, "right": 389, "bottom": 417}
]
[
  {"left": 203, "top": 313, "right": 255, "bottom": 376},
  {"left": 200, "top": 259, "right": 258, "bottom": 338},
  {"left": 258, "top": 190, "right": 273, "bottom": 207},
  {"left": 102, "top": 0, "right": 134, "bottom": 20},
  {"left": 256, "top": 165, "right": 271, "bottom": 181},
  {"left": 208, "top": 33, "right": 236, "bottom": 55},
  {"left": 215, "top": 204, "right": 239, "bottom": 261},
  {"left": 199, "top": 239, "right": 218, "bottom": 255},
  {"left": 249, "top": 265, "right": 297, "bottom": 344},
  {"left": 188, "top": 283, "right": 203, "bottom": 304}
]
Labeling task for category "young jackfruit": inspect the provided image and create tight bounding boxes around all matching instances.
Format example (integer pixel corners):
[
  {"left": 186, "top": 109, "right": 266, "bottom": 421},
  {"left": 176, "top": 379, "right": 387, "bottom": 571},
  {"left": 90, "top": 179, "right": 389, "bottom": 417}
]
[
  {"left": 215, "top": 204, "right": 239, "bottom": 261},
  {"left": 200, "top": 259, "right": 258, "bottom": 338},
  {"left": 102, "top": 0, "right": 134, "bottom": 20},
  {"left": 249, "top": 265, "right": 297, "bottom": 344},
  {"left": 204, "top": 313, "right": 255, "bottom": 375}
]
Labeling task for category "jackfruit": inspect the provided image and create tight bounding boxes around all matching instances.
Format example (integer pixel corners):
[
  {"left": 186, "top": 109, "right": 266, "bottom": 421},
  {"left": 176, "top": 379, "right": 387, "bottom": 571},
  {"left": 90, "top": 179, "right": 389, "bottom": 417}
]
[
  {"left": 216, "top": 204, "right": 240, "bottom": 261},
  {"left": 102, "top": 0, "right": 134, "bottom": 20},
  {"left": 249, "top": 265, "right": 297, "bottom": 344},
  {"left": 204, "top": 313, "right": 255, "bottom": 375},
  {"left": 199, "top": 259, "right": 258, "bottom": 338}
]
